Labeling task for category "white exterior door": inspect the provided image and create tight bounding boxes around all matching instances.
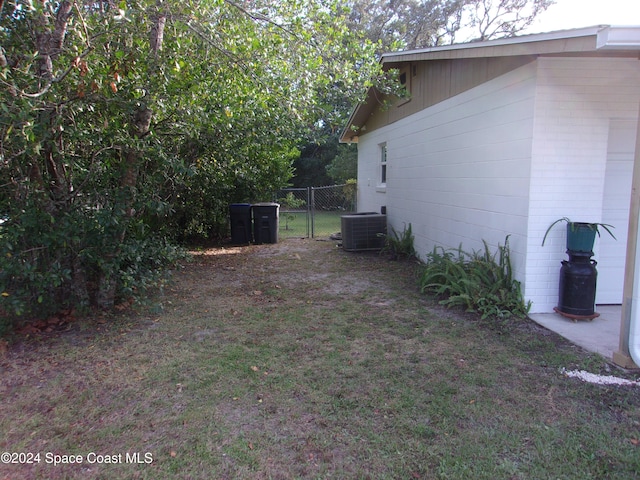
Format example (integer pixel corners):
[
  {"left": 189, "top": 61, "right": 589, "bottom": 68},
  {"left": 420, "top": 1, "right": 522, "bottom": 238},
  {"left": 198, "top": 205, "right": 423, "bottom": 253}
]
[{"left": 598, "top": 120, "right": 637, "bottom": 304}]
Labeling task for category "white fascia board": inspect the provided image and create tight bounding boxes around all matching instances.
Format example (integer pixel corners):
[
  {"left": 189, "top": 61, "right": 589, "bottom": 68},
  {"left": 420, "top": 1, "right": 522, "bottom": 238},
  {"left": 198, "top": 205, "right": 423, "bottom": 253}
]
[
  {"left": 596, "top": 26, "right": 640, "bottom": 50},
  {"left": 380, "top": 25, "right": 608, "bottom": 62}
]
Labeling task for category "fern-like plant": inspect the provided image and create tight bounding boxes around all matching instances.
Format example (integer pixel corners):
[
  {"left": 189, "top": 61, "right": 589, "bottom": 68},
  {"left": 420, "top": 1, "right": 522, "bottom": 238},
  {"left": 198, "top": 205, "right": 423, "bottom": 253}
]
[
  {"left": 380, "top": 223, "right": 416, "bottom": 260},
  {"left": 419, "top": 236, "right": 531, "bottom": 320}
]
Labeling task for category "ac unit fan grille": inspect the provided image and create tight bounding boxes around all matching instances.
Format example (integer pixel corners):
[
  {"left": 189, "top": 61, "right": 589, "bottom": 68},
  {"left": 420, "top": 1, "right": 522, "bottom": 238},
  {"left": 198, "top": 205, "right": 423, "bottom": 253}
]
[{"left": 341, "top": 213, "right": 387, "bottom": 251}]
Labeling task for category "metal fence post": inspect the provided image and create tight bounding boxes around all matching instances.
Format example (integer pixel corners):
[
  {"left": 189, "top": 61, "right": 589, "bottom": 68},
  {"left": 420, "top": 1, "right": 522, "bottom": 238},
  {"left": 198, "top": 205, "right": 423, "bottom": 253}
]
[
  {"left": 305, "top": 187, "right": 311, "bottom": 238},
  {"left": 310, "top": 187, "right": 315, "bottom": 238}
]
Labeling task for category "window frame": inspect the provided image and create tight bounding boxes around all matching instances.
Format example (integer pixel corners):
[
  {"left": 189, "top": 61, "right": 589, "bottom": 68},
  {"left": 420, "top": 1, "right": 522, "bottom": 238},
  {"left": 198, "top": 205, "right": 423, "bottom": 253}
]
[
  {"left": 396, "top": 63, "right": 413, "bottom": 106},
  {"left": 379, "top": 142, "right": 387, "bottom": 188}
]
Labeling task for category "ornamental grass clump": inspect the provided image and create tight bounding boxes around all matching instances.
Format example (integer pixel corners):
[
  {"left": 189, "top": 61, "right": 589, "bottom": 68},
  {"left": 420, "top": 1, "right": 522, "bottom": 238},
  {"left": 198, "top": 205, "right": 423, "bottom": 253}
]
[
  {"left": 380, "top": 223, "right": 417, "bottom": 260},
  {"left": 419, "top": 236, "right": 531, "bottom": 320}
]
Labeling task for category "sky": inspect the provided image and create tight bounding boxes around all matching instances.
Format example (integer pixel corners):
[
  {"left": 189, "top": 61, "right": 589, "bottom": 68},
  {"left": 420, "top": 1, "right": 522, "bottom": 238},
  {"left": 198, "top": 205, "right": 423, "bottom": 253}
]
[{"left": 525, "top": 0, "right": 640, "bottom": 34}]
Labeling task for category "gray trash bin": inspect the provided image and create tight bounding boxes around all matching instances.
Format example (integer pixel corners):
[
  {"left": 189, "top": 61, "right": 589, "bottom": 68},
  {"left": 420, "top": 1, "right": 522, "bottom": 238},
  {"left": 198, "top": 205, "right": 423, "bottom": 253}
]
[
  {"left": 229, "top": 203, "right": 252, "bottom": 244},
  {"left": 252, "top": 203, "right": 279, "bottom": 244}
]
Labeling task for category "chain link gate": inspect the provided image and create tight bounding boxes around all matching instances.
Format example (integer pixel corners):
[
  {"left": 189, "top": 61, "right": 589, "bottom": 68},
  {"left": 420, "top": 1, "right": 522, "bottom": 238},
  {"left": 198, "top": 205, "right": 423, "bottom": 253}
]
[{"left": 275, "top": 184, "right": 357, "bottom": 239}]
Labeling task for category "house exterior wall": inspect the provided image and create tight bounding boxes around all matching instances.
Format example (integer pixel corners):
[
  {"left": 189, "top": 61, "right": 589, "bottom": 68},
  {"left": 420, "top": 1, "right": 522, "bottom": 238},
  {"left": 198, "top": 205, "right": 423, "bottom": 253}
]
[
  {"left": 357, "top": 62, "right": 538, "bottom": 285},
  {"left": 357, "top": 55, "right": 640, "bottom": 314},
  {"left": 526, "top": 57, "right": 640, "bottom": 312}
]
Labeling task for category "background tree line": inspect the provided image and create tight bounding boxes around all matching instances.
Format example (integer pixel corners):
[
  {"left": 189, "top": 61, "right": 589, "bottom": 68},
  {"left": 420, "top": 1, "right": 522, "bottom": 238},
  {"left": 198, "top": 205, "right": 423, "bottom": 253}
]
[{"left": 0, "top": 0, "right": 553, "bottom": 322}]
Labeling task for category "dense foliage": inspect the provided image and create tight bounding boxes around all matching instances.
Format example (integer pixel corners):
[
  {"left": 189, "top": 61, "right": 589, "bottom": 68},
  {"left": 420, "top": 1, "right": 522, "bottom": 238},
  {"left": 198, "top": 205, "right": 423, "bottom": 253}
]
[
  {"left": 381, "top": 222, "right": 417, "bottom": 260},
  {"left": 0, "top": 0, "right": 386, "bottom": 320},
  {"left": 292, "top": 138, "right": 357, "bottom": 186},
  {"left": 419, "top": 237, "right": 531, "bottom": 320}
]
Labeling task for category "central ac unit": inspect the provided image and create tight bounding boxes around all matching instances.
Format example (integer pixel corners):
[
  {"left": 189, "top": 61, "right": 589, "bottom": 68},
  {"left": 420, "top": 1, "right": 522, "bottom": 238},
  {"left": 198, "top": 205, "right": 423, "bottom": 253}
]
[{"left": 341, "top": 213, "right": 387, "bottom": 251}]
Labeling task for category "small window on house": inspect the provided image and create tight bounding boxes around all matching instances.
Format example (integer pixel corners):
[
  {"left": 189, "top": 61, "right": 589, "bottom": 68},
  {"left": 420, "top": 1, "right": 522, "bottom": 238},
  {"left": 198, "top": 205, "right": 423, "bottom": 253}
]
[
  {"left": 380, "top": 143, "right": 387, "bottom": 186},
  {"left": 397, "top": 64, "right": 412, "bottom": 106},
  {"left": 399, "top": 71, "right": 407, "bottom": 88}
]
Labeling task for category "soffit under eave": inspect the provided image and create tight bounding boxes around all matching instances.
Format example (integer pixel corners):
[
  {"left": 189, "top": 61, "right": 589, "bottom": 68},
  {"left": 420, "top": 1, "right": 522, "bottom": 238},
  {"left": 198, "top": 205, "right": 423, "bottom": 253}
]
[
  {"left": 340, "top": 31, "right": 640, "bottom": 143},
  {"left": 341, "top": 36, "right": 600, "bottom": 143},
  {"left": 381, "top": 35, "right": 600, "bottom": 64},
  {"left": 340, "top": 86, "right": 381, "bottom": 143}
]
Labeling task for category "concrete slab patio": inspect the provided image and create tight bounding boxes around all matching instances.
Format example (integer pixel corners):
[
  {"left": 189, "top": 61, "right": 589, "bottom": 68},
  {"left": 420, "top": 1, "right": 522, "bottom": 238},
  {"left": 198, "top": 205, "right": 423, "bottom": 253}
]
[{"left": 529, "top": 305, "right": 622, "bottom": 361}]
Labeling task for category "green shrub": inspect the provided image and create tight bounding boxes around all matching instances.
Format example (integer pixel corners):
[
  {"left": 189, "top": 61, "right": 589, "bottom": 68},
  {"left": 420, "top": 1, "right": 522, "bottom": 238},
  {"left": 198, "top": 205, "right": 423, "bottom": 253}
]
[
  {"left": 419, "top": 236, "right": 531, "bottom": 320},
  {"left": 0, "top": 200, "right": 188, "bottom": 332},
  {"left": 380, "top": 223, "right": 417, "bottom": 260}
]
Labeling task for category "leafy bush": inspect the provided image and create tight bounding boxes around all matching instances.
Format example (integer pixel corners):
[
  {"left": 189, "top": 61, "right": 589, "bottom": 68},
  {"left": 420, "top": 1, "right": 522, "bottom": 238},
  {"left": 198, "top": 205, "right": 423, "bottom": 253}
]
[
  {"left": 380, "top": 223, "right": 417, "bottom": 260},
  {"left": 341, "top": 179, "right": 357, "bottom": 212},
  {"left": 0, "top": 200, "right": 187, "bottom": 332},
  {"left": 419, "top": 236, "right": 531, "bottom": 320}
]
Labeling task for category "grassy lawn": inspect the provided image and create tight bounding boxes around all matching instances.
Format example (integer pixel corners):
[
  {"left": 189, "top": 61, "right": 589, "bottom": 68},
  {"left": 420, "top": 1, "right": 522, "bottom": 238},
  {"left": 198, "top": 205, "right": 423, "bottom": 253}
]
[
  {"left": 279, "top": 210, "right": 345, "bottom": 239},
  {"left": 1, "top": 238, "right": 639, "bottom": 479}
]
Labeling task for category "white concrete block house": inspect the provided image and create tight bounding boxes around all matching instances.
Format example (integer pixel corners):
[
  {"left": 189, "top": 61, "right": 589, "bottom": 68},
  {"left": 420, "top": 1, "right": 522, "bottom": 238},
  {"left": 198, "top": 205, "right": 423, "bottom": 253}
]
[{"left": 341, "top": 25, "right": 640, "bottom": 314}]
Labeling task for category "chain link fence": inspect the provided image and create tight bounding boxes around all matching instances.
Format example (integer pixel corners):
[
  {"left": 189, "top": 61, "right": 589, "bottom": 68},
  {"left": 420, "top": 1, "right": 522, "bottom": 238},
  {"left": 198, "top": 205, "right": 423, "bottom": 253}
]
[{"left": 275, "top": 183, "right": 357, "bottom": 239}]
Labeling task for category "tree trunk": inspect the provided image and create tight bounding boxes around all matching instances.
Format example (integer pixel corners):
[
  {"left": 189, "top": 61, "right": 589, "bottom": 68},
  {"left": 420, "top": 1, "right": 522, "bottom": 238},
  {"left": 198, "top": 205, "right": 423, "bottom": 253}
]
[
  {"left": 118, "top": 6, "right": 163, "bottom": 220},
  {"left": 36, "top": 0, "right": 73, "bottom": 81},
  {"left": 95, "top": 9, "right": 164, "bottom": 309},
  {"left": 31, "top": 1, "right": 73, "bottom": 202},
  {"left": 150, "top": 12, "right": 167, "bottom": 57}
]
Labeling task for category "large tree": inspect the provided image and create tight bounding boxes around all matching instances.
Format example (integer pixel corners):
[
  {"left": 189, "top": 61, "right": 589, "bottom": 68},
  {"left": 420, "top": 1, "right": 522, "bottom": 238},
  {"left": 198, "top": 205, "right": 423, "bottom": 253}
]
[
  {"left": 0, "top": 0, "right": 384, "bottom": 318},
  {"left": 345, "top": 0, "right": 556, "bottom": 50}
]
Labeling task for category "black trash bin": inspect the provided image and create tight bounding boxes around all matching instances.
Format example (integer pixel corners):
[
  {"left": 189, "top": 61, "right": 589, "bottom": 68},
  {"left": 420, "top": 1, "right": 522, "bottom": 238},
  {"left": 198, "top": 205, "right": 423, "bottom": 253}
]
[
  {"left": 229, "top": 203, "right": 252, "bottom": 244},
  {"left": 252, "top": 203, "right": 279, "bottom": 244}
]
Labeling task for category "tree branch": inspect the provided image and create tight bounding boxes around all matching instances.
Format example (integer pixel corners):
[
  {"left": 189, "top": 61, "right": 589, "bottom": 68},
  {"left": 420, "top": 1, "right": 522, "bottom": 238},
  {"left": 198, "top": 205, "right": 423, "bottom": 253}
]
[
  {"left": 224, "top": 0, "right": 302, "bottom": 42},
  {"left": 150, "top": 1, "right": 167, "bottom": 57}
]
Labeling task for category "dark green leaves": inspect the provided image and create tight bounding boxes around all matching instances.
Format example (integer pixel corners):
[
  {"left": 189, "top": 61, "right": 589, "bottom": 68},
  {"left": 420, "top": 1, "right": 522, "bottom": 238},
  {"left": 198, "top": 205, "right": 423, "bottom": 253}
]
[
  {"left": 0, "top": 0, "right": 386, "bottom": 320},
  {"left": 419, "top": 237, "right": 531, "bottom": 320}
]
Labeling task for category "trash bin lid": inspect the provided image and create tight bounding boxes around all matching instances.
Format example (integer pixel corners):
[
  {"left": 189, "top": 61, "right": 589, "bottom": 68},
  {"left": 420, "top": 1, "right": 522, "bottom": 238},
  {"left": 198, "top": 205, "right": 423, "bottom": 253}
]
[{"left": 229, "top": 203, "right": 252, "bottom": 212}]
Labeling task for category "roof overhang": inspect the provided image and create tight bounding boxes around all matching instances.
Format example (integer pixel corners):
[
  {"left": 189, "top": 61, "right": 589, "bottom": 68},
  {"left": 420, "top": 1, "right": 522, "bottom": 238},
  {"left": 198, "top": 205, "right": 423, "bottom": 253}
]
[
  {"left": 597, "top": 26, "right": 640, "bottom": 49},
  {"left": 340, "top": 25, "right": 640, "bottom": 143}
]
